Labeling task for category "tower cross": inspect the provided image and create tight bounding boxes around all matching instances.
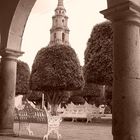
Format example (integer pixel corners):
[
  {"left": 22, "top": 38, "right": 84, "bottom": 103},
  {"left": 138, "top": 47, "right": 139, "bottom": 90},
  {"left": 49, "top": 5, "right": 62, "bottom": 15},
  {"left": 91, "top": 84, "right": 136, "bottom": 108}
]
[{"left": 58, "top": 0, "right": 64, "bottom": 7}]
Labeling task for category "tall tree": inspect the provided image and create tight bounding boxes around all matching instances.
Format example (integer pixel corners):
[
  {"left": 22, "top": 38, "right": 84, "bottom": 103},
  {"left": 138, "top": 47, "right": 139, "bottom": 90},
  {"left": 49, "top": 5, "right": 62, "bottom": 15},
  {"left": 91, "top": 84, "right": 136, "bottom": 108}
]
[
  {"left": 30, "top": 45, "right": 84, "bottom": 115},
  {"left": 105, "top": 85, "right": 112, "bottom": 112},
  {"left": 16, "top": 60, "right": 30, "bottom": 95},
  {"left": 84, "top": 21, "right": 113, "bottom": 86},
  {"left": 69, "top": 95, "right": 85, "bottom": 105},
  {"left": 27, "top": 91, "right": 42, "bottom": 105},
  {"left": 82, "top": 83, "right": 101, "bottom": 104},
  {"left": 66, "top": 90, "right": 85, "bottom": 105}
]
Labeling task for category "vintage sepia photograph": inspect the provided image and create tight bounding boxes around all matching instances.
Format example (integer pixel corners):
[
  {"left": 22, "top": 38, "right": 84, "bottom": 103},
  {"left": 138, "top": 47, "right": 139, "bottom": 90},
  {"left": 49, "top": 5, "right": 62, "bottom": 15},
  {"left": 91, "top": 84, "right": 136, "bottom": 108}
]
[{"left": 0, "top": 0, "right": 139, "bottom": 140}]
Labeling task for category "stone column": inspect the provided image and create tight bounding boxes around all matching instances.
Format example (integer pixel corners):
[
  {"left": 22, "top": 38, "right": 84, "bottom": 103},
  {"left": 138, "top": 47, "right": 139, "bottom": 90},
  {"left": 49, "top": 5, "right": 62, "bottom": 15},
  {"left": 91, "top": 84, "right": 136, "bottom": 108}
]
[
  {"left": 101, "top": 1, "right": 140, "bottom": 140},
  {"left": 0, "top": 49, "right": 22, "bottom": 136}
]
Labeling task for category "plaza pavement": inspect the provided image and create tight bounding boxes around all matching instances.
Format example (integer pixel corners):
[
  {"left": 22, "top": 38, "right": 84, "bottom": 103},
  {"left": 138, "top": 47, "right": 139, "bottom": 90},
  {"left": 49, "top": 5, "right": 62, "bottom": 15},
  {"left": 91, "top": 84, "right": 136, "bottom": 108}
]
[{"left": 0, "top": 120, "right": 113, "bottom": 140}]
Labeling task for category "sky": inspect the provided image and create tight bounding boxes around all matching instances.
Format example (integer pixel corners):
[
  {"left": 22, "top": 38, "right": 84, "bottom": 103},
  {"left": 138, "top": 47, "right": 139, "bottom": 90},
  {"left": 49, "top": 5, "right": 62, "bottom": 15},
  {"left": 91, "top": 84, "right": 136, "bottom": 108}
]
[{"left": 20, "top": 0, "right": 107, "bottom": 69}]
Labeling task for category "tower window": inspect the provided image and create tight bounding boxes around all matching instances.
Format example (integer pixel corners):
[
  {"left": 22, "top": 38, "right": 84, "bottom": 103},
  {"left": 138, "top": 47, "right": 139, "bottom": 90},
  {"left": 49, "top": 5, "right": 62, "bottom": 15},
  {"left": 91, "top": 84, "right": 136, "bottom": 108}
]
[
  {"left": 62, "top": 33, "right": 65, "bottom": 42},
  {"left": 62, "top": 19, "right": 64, "bottom": 26},
  {"left": 54, "top": 33, "right": 56, "bottom": 40}
]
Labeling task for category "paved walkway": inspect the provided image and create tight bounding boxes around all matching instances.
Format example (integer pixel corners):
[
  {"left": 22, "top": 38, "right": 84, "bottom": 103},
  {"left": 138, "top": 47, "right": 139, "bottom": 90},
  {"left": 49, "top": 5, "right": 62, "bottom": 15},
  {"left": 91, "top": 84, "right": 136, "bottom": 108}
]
[
  {"left": 0, "top": 121, "right": 113, "bottom": 140},
  {"left": 0, "top": 136, "right": 33, "bottom": 140}
]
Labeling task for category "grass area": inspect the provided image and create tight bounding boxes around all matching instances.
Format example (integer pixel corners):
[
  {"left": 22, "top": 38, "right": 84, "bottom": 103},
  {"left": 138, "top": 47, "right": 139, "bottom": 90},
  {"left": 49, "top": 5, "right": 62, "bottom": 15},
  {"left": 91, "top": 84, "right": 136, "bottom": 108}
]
[{"left": 14, "top": 121, "right": 112, "bottom": 140}]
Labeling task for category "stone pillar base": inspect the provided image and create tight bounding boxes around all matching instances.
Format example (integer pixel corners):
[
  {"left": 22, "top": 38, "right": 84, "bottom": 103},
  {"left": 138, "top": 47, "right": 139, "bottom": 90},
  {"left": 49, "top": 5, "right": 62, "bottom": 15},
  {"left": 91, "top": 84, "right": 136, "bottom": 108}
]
[
  {"left": 113, "top": 135, "right": 136, "bottom": 140},
  {"left": 0, "top": 49, "right": 23, "bottom": 137}
]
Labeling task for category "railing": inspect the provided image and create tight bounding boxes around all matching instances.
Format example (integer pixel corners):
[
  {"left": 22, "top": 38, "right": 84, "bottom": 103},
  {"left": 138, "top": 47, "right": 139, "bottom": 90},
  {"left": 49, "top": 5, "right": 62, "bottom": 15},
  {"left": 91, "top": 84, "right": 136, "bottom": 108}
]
[
  {"left": 14, "top": 100, "right": 48, "bottom": 136},
  {"left": 15, "top": 109, "right": 47, "bottom": 123}
]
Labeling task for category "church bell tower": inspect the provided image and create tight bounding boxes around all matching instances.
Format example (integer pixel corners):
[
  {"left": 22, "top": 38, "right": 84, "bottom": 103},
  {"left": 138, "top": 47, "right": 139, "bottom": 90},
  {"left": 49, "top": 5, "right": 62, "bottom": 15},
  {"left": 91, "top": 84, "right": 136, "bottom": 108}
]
[{"left": 49, "top": 0, "right": 70, "bottom": 47}]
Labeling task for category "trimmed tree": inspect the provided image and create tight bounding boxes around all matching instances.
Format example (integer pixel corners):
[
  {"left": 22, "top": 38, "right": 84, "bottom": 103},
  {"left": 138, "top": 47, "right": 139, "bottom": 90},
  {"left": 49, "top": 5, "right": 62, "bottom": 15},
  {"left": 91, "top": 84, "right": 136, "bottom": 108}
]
[
  {"left": 27, "top": 90, "right": 70, "bottom": 109},
  {"left": 66, "top": 90, "right": 84, "bottom": 105},
  {"left": 83, "top": 21, "right": 113, "bottom": 108},
  {"left": 69, "top": 95, "right": 85, "bottom": 105},
  {"left": 105, "top": 86, "right": 112, "bottom": 112},
  {"left": 16, "top": 60, "right": 30, "bottom": 95},
  {"left": 30, "top": 45, "right": 84, "bottom": 115},
  {"left": 27, "top": 91, "right": 42, "bottom": 105},
  {"left": 82, "top": 83, "right": 101, "bottom": 104},
  {"left": 84, "top": 21, "right": 113, "bottom": 86},
  {"left": 83, "top": 83, "right": 105, "bottom": 107}
]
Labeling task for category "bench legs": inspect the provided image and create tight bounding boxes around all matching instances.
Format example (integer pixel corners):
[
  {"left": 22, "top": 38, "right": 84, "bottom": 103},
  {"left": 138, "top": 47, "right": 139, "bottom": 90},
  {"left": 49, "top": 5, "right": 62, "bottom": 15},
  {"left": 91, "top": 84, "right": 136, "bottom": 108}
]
[{"left": 43, "top": 129, "right": 61, "bottom": 140}]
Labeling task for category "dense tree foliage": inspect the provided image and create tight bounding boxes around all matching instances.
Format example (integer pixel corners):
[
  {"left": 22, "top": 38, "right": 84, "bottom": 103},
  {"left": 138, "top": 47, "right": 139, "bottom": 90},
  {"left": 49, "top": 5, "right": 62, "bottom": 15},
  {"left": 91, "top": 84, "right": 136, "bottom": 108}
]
[
  {"left": 30, "top": 45, "right": 84, "bottom": 115},
  {"left": 30, "top": 45, "right": 84, "bottom": 91},
  {"left": 0, "top": 60, "right": 30, "bottom": 95},
  {"left": 16, "top": 60, "right": 30, "bottom": 95},
  {"left": 82, "top": 83, "right": 100, "bottom": 99},
  {"left": 27, "top": 91, "right": 42, "bottom": 105},
  {"left": 84, "top": 21, "right": 113, "bottom": 86},
  {"left": 105, "top": 86, "right": 112, "bottom": 112},
  {"left": 66, "top": 83, "right": 104, "bottom": 106},
  {"left": 69, "top": 95, "right": 85, "bottom": 105},
  {"left": 83, "top": 83, "right": 105, "bottom": 106},
  {"left": 66, "top": 90, "right": 84, "bottom": 105}
]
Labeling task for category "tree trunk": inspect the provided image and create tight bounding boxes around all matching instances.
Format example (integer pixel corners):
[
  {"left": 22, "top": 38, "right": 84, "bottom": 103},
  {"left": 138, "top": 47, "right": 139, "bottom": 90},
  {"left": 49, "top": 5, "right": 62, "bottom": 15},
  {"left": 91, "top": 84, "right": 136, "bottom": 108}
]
[{"left": 51, "top": 104, "right": 58, "bottom": 116}]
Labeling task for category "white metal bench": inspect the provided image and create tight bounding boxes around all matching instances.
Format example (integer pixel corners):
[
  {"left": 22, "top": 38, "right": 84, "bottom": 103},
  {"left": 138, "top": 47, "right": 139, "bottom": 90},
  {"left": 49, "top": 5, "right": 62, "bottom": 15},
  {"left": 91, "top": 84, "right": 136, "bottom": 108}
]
[{"left": 43, "top": 106, "right": 62, "bottom": 140}]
